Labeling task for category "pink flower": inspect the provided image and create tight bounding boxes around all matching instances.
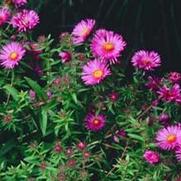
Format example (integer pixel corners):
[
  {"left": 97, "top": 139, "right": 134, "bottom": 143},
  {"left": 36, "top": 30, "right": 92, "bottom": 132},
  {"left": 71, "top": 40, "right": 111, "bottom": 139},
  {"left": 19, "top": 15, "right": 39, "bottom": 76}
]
[
  {"left": 59, "top": 51, "right": 72, "bottom": 63},
  {"left": 47, "top": 91, "right": 52, "bottom": 99},
  {"left": 157, "top": 84, "right": 181, "bottom": 102},
  {"left": 0, "top": 7, "right": 10, "bottom": 26},
  {"left": 146, "top": 76, "right": 161, "bottom": 91},
  {"left": 113, "top": 129, "right": 127, "bottom": 142},
  {"left": 81, "top": 59, "right": 111, "bottom": 85},
  {"left": 11, "top": 9, "right": 39, "bottom": 32},
  {"left": 29, "top": 42, "right": 43, "bottom": 55},
  {"left": 158, "top": 113, "right": 170, "bottom": 125},
  {"left": 176, "top": 147, "right": 181, "bottom": 161},
  {"left": 72, "top": 19, "right": 95, "bottom": 45},
  {"left": 131, "top": 50, "right": 161, "bottom": 71},
  {"left": 12, "top": 0, "right": 27, "bottom": 7},
  {"left": 0, "top": 42, "right": 25, "bottom": 69},
  {"left": 156, "top": 125, "right": 181, "bottom": 150},
  {"left": 91, "top": 29, "right": 126, "bottom": 64},
  {"left": 85, "top": 113, "right": 106, "bottom": 131},
  {"left": 143, "top": 150, "right": 160, "bottom": 164},
  {"left": 108, "top": 92, "right": 119, "bottom": 102},
  {"left": 176, "top": 96, "right": 181, "bottom": 105},
  {"left": 77, "top": 142, "right": 86, "bottom": 150},
  {"left": 29, "top": 90, "right": 36, "bottom": 100},
  {"left": 151, "top": 99, "right": 159, "bottom": 107},
  {"left": 34, "top": 65, "right": 43, "bottom": 76},
  {"left": 168, "top": 72, "right": 181, "bottom": 83}
]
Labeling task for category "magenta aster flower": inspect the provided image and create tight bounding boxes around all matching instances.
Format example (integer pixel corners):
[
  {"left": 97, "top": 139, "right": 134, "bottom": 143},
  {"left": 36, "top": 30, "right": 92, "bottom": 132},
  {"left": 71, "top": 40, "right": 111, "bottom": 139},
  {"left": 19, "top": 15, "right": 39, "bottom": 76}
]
[
  {"left": 81, "top": 59, "right": 111, "bottom": 85},
  {"left": 143, "top": 150, "right": 160, "bottom": 164},
  {"left": 108, "top": 91, "right": 119, "bottom": 102},
  {"left": 131, "top": 50, "right": 161, "bottom": 71},
  {"left": 11, "top": 9, "right": 39, "bottom": 32},
  {"left": 0, "top": 42, "right": 25, "bottom": 69},
  {"left": 156, "top": 125, "right": 181, "bottom": 150},
  {"left": 176, "top": 147, "right": 181, "bottom": 161},
  {"left": 77, "top": 141, "right": 86, "bottom": 150},
  {"left": 146, "top": 76, "right": 161, "bottom": 91},
  {"left": 29, "top": 89, "right": 36, "bottom": 100},
  {"left": 72, "top": 19, "right": 95, "bottom": 45},
  {"left": 159, "top": 113, "right": 170, "bottom": 125},
  {"left": 168, "top": 72, "right": 181, "bottom": 83},
  {"left": 59, "top": 51, "right": 72, "bottom": 63},
  {"left": 176, "top": 96, "right": 181, "bottom": 104},
  {"left": 91, "top": 29, "right": 126, "bottom": 64},
  {"left": 157, "top": 84, "right": 181, "bottom": 102},
  {"left": 0, "top": 7, "right": 10, "bottom": 26},
  {"left": 85, "top": 113, "right": 106, "bottom": 131},
  {"left": 29, "top": 42, "right": 43, "bottom": 55},
  {"left": 12, "top": 0, "right": 27, "bottom": 7},
  {"left": 151, "top": 99, "right": 159, "bottom": 107}
]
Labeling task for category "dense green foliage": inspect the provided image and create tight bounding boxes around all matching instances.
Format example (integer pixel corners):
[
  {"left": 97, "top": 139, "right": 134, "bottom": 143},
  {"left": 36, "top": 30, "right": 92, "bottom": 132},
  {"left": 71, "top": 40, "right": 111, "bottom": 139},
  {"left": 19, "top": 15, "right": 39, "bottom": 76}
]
[{"left": 0, "top": 0, "right": 181, "bottom": 181}]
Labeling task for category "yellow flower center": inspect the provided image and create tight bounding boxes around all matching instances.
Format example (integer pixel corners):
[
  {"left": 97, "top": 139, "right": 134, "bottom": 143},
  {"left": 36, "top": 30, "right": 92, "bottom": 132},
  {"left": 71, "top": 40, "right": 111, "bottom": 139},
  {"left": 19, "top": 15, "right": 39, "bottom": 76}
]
[
  {"left": 167, "top": 134, "right": 176, "bottom": 144},
  {"left": 93, "top": 119, "right": 100, "bottom": 126},
  {"left": 9, "top": 52, "right": 18, "bottom": 61},
  {"left": 103, "top": 42, "right": 114, "bottom": 52},
  {"left": 81, "top": 27, "right": 90, "bottom": 37},
  {"left": 93, "top": 69, "right": 103, "bottom": 79}
]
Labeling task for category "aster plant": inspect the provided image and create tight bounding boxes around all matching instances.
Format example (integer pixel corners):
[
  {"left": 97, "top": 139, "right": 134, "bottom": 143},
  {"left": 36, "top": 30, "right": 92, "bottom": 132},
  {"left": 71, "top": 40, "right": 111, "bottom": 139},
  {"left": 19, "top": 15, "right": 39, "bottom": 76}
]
[{"left": 0, "top": 1, "right": 181, "bottom": 180}]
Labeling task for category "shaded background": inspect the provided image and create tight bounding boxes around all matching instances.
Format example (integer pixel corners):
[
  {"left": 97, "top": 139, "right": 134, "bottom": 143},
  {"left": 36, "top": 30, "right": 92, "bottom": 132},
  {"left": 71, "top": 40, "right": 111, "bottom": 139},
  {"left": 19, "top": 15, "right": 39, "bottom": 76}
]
[{"left": 31, "top": 0, "right": 181, "bottom": 73}]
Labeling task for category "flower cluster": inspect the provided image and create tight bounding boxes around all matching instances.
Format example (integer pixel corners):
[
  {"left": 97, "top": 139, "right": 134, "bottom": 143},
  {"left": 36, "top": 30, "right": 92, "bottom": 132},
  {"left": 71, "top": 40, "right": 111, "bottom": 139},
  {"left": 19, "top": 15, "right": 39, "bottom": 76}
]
[
  {"left": 0, "top": 3, "right": 39, "bottom": 69},
  {"left": 0, "top": 2, "right": 181, "bottom": 179},
  {"left": 71, "top": 19, "right": 126, "bottom": 86},
  {"left": 11, "top": 9, "right": 39, "bottom": 32}
]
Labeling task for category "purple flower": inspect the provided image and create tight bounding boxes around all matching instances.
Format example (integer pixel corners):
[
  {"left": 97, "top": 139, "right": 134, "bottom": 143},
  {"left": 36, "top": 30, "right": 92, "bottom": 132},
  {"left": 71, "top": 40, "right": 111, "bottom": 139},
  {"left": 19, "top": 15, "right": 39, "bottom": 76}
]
[
  {"left": 176, "top": 147, "right": 181, "bottom": 161},
  {"left": 168, "top": 72, "right": 181, "bottom": 83},
  {"left": 11, "top": 9, "right": 39, "bottom": 32},
  {"left": 146, "top": 76, "right": 161, "bottom": 91},
  {"left": 12, "top": 0, "right": 27, "bottom": 7},
  {"left": 156, "top": 125, "right": 181, "bottom": 150},
  {"left": 81, "top": 59, "right": 111, "bottom": 85},
  {"left": 59, "top": 51, "right": 72, "bottom": 63},
  {"left": 143, "top": 150, "right": 160, "bottom": 164},
  {"left": 157, "top": 84, "right": 181, "bottom": 103},
  {"left": 0, "top": 7, "right": 11, "bottom": 26},
  {"left": 159, "top": 113, "right": 170, "bottom": 125},
  {"left": 85, "top": 113, "right": 106, "bottom": 132},
  {"left": 131, "top": 50, "right": 161, "bottom": 71},
  {"left": 72, "top": 19, "right": 95, "bottom": 45},
  {"left": 29, "top": 90, "right": 36, "bottom": 100},
  {"left": 47, "top": 91, "right": 52, "bottom": 99},
  {"left": 113, "top": 129, "right": 127, "bottom": 143},
  {"left": 0, "top": 42, "right": 25, "bottom": 69},
  {"left": 108, "top": 92, "right": 119, "bottom": 102},
  {"left": 91, "top": 29, "right": 126, "bottom": 64}
]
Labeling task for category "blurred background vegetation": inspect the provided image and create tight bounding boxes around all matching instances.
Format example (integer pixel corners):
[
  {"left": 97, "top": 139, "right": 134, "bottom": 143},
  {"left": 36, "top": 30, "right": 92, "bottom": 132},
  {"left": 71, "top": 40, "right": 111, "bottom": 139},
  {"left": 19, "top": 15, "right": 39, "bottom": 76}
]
[{"left": 16, "top": 0, "right": 181, "bottom": 72}]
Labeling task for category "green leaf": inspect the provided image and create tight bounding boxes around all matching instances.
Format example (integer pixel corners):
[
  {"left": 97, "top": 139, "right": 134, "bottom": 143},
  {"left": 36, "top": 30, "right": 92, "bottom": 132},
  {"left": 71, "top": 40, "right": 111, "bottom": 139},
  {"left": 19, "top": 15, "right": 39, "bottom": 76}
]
[
  {"left": 72, "top": 93, "right": 78, "bottom": 104},
  {"left": 128, "top": 133, "right": 144, "bottom": 142},
  {"left": 0, "top": 139, "right": 16, "bottom": 157},
  {"left": 40, "top": 109, "right": 48, "bottom": 136},
  {"left": 24, "top": 77, "right": 45, "bottom": 99},
  {"left": 3, "top": 84, "right": 19, "bottom": 101}
]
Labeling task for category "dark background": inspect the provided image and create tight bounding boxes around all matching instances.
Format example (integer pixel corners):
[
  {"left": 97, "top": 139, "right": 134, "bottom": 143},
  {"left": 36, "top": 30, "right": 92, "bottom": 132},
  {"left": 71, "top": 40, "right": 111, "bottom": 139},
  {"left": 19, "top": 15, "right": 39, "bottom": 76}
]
[{"left": 32, "top": 0, "right": 181, "bottom": 73}]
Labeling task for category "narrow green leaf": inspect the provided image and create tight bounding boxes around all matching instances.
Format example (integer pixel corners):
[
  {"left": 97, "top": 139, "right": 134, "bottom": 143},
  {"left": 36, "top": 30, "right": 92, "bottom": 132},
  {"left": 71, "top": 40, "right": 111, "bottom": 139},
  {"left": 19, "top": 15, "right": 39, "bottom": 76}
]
[
  {"left": 128, "top": 133, "right": 144, "bottom": 142},
  {"left": 3, "top": 84, "right": 19, "bottom": 101},
  {"left": 24, "top": 77, "right": 45, "bottom": 99},
  {"left": 40, "top": 109, "right": 48, "bottom": 136},
  {"left": 72, "top": 93, "right": 78, "bottom": 104}
]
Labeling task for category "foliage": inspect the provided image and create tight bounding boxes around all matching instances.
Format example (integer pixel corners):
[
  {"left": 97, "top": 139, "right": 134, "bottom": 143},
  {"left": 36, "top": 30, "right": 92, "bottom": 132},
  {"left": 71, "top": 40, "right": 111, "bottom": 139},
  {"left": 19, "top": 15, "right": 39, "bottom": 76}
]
[{"left": 0, "top": 1, "right": 181, "bottom": 181}]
